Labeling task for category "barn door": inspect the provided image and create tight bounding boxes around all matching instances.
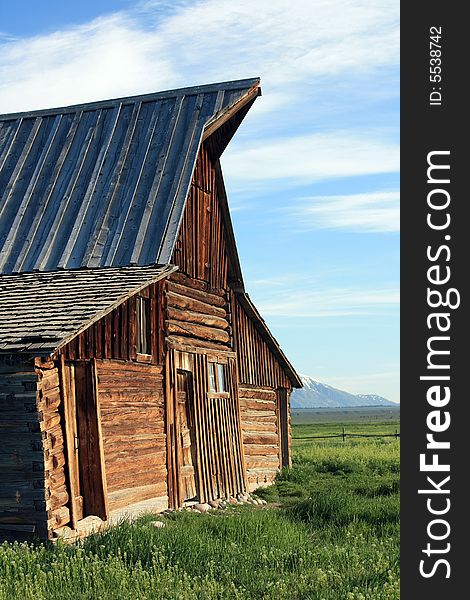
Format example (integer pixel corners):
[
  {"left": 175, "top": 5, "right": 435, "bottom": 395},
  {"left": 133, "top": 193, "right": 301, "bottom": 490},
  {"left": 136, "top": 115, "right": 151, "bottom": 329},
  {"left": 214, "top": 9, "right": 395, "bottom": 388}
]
[
  {"left": 176, "top": 370, "right": 198, "bottom": 501},
  {"left": 61, "top": 359, "right": 108, "bottom": 527}
]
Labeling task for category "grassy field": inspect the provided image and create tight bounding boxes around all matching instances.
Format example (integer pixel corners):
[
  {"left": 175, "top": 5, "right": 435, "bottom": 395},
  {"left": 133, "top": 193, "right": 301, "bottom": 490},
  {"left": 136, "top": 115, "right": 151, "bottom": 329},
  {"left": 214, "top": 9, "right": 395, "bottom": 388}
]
[{"left": 0, "top": 413, "right": 400, "bottom": 599}]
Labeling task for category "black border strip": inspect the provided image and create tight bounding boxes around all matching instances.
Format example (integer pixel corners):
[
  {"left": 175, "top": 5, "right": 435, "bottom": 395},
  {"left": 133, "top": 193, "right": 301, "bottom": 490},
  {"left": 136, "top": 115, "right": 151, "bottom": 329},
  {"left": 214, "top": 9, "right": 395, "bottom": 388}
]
[{"left": 401, "top": 4, "right": 466, "bottom": 597}]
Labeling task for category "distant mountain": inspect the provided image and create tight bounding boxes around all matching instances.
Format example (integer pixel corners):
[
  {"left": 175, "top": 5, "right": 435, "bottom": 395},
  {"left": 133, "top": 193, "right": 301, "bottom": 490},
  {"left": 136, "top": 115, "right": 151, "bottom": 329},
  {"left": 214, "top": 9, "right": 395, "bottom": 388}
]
[{"left": 291, "top": 375, "right": 397, "bottom": 408}]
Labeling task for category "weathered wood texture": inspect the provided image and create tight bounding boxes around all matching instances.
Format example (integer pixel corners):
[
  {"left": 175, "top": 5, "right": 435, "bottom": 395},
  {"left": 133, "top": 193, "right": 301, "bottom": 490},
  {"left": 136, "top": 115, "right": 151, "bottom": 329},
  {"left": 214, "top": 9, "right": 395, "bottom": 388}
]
[
  {"left": 0, "top": 356, "right": 48, "bottom": 538},
  {"left": 172, "top": 145, "right": 229, "bottom": 291},
  {"left": 36, "top": 359, "right": 71, "bottom": 535},
  {"left": 96, "top": 360, "right": 167, "bottom": 511},
  {"left": 238, "top": 385, "right": 280, "bottom": 491},
  {"left": 166, "top": 273, "right": 231, "bottom": 352},
  {"left": 61, "top": 281, "right": 164, "bottom": 364},
  {"left": 231, "top": 294, "right": 292, "bottom": 389},
  {"left": 166, "top": 350, "right": 246, "bottom": 508}
]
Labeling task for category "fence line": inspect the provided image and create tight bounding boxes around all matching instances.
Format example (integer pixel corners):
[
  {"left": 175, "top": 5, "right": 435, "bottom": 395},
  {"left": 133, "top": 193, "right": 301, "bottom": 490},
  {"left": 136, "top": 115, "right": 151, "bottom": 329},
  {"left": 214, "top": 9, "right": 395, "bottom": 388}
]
[{"left": 295, "top": 427, "right": 400, "bottom": 442}]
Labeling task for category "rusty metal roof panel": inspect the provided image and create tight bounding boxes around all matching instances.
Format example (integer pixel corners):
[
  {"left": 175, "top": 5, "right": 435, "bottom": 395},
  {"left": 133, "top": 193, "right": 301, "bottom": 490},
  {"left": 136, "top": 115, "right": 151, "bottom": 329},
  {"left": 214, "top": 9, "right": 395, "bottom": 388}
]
[
  {"left": 0, "top": 264, "right": 177, "bottom": 353},
  {"left": 0, "top": 78, "right": 260, "bottom": 274}
]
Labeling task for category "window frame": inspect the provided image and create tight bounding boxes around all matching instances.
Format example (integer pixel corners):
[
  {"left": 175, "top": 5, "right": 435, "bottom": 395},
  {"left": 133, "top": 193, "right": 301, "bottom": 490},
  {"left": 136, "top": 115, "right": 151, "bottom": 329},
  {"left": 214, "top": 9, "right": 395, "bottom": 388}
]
[
  {"left": 135, "top": 295, "right": 152, "bottom": 358},
  {"left": 207, "top": 361, "right": 229, "bottom": 398}
]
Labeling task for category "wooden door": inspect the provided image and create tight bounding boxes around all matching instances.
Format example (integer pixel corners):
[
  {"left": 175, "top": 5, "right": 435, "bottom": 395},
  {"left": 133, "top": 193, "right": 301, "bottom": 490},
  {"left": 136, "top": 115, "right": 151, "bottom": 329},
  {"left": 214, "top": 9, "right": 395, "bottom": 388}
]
[
  {"left": 176, "top": 370, "right": 198, "bottom": 501},
  {"left": 62, "top": 359, "right": 108, "bottom": 527}
]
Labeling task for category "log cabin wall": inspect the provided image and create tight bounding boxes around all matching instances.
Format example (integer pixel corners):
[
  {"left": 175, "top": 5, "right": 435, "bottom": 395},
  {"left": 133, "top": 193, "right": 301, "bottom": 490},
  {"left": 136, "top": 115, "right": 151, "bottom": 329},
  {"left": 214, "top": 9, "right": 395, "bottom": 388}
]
[
  {"left": 96, "top": 360, "right": 167, "bottom": 512},
  {"left": 231, "top": 295, "right": 293, "bottom": 489},
  {"left": 165, "top": 272, "right": 231, "bottom": 353},
  {"left": 238, "top": 386, "right": 280, "bottom": 490},
  {"left": 36, "top": 358, "right": 70, "bottom": 537},
  {"left": 0, "top": 356, "right": 48, "bottom": 539},
  {"left": 53, "top": 280, "right": 168, "bottom": 530}
]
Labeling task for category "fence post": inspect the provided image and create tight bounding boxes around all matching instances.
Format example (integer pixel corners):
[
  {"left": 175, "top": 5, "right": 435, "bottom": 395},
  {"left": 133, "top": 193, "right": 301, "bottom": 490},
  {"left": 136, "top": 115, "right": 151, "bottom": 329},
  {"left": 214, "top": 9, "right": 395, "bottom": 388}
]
[
  {"left": 395, "top": 429, "right": 398, "bottom": 440},
  {"left": 342, "top": 427, "right": 345, "bottom": 443}
]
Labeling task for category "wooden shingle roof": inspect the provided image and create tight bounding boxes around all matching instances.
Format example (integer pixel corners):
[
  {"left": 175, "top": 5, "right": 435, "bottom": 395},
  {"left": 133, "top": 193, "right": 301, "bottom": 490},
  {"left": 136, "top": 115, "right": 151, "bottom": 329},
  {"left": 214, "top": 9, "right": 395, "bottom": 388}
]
[
  {"left": 0, "top": 78, "right": 260, "bottom": 274},
  {"left": 0, "top": 265, "right": 176, "bottom": 353}
]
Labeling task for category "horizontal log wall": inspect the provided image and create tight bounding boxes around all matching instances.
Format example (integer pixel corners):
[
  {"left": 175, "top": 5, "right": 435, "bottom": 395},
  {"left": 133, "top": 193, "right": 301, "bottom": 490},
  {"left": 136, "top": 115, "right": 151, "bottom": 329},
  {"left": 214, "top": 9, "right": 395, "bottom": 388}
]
[
  {"left": 232, "top": 295, "right": 292, "bottom": 389},
  {"left": 238, "top": 385, "right": 280, "bottom": 491},
  {"left": 61, "top": 281, "right": 164, "bottom": 364},
  {"left": 36, "top": 359, "right": 70, "bottom": 536},
  {"left": 172, "top": 145, "right": 229, "bottom": 291},
  {"left": 0, "top": 356, "right": 47, "bottom": 539},
  {"left": 166, "top": 272, "right": 231, "bottom": 352},
  {"left": 96, "top": 360, "right": 167, "bottom": 511}
]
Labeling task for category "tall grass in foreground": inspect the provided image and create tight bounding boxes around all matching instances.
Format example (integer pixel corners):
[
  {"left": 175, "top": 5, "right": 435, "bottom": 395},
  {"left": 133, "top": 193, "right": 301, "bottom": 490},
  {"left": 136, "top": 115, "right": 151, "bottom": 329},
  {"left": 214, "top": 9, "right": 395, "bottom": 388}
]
[{"left": 0, "top": 435, "right": 399, "bottom": 599}]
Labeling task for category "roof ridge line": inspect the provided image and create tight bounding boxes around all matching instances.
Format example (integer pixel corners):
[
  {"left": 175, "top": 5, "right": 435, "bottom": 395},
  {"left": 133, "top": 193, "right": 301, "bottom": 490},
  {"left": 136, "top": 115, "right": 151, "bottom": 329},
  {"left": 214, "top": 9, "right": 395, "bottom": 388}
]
[{"left": 0, "top": 78, "right": 261, "bottom": 121}]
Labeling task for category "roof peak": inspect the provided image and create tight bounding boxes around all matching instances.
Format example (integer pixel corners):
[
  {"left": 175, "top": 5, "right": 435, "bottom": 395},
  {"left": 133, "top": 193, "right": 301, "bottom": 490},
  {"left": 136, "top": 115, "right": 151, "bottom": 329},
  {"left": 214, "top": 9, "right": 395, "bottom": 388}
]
[{"left": 0, "top": 77, "right": 260, "bottom": 121}]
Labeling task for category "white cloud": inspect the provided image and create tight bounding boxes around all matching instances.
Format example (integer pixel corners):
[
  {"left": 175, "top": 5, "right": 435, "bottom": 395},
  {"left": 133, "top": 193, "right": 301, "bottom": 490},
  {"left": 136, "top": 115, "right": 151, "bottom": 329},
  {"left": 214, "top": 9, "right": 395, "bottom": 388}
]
[
  {"left": 222, "top": 132, "right": 399, "bottom": 187},
  {"left": 253, "top": 285, "right": 399, "bottom": 318},
  {"left": 0, "top": 14, "right": 175, "bottom": 113},
  {"left": 291, "top": 191, "right": 400, "bottom": 233},
  {"left": 0, "top": 0, "right": 398, "bottom": 114}
]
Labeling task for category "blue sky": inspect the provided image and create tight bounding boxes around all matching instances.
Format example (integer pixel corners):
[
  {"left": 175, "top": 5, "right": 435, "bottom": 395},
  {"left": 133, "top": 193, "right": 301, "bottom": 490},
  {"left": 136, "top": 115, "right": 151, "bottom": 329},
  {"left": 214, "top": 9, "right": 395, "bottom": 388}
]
[{"left": 0, "top": 0, "right": 400, "bottom": 402}]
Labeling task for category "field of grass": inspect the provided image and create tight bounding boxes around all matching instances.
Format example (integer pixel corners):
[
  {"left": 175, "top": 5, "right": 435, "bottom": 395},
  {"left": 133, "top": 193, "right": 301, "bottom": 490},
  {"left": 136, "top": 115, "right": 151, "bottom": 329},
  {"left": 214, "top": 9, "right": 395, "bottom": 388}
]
[{"left": 0, "top": 417, "right": 399, "bottom": 599}]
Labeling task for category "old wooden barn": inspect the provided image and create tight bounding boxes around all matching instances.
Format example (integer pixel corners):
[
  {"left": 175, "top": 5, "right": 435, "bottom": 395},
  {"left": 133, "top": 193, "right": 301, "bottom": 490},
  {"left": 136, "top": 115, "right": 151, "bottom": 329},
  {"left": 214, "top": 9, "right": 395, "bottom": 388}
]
[{"left": 0, "top": 78, "right": 301, "bottom": 540}]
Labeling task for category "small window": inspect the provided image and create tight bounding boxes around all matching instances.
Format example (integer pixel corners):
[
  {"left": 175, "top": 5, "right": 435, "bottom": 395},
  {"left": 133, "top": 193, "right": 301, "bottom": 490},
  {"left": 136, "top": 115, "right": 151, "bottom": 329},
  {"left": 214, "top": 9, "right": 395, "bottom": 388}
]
[
  {"left": 208, "top": 362, "right": 228, "bottom": 393},
  {"left": 136, "top": 296, "right": 151, "bottom": 355},
  {"left": 217, "top": 364, "right": 226, "bottom": 392},
  {"left": 209, "top": 363, "right": 217, "bottom": 392}
]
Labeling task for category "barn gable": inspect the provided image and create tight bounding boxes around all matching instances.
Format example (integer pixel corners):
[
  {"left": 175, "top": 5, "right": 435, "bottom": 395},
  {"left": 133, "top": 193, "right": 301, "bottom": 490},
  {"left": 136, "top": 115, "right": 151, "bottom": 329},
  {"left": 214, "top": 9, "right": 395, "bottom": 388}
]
[
  {"left": 0, "top": 78, "right": 302, "bottom": 541},
  {"left": 0, "top": 78, "right": 260, "bottom": 274}
]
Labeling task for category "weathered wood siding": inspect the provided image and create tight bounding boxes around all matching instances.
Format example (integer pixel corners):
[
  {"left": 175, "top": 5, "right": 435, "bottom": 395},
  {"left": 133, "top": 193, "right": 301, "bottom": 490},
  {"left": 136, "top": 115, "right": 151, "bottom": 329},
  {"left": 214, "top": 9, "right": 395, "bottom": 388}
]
[
  {"left": 0, "top": 357, "right": 47, "bottom": 538},
  {"left": 165, "top": 272, "right": 231, "bottom": 352},
  {"left": 231, "top": 296, "right": 293, "bottom": 487},
  {"left": 232, "top": 295, "right": 292, "bottom": 390},
  {"left": 96, "top": 360, "right": 167, "bottom": 511},
  {"left": 172, "top": 145, "right": 229, "bottom": 291},
  {"left": 36, "top": 359, "right": 70, "bottom": 535},
  {"left": 239, "top": 385, "right": 280, "bottom": 490},
  {"left": 61, "top": 281, "right": 164, "bottom": 364}
]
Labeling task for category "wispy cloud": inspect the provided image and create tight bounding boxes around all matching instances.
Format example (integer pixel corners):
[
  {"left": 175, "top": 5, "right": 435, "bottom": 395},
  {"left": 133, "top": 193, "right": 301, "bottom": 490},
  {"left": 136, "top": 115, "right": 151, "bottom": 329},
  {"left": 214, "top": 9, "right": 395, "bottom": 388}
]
[
  {"left": 223, "top": 132, "right": 399, "bottom": 188},
  {"left": 290, "top": 191, "right": 400, "bottom": 233},
  {"left": 0, "top": 0, "right": 398, "bottom": 114},
  {"left": 252, "top": 285, "right": 399, "bottom": 318}
]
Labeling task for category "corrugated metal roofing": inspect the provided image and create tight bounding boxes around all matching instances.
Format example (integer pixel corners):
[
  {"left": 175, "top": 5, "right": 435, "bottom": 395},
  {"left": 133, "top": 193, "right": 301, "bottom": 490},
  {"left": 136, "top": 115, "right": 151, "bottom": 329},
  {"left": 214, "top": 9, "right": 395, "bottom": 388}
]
[
  {"left": 0, "top": 264, "right": 176, "bottom": 353},
  {"left": 0, "top": 78, "right": 260, "bottom": 275}
]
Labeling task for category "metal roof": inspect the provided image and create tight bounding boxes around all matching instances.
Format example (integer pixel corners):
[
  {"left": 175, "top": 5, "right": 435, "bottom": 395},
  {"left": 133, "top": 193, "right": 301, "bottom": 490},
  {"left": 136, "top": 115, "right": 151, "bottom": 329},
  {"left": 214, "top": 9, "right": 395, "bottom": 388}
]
[
  {"left": 0, "top": 78, "right": 260, "bottom": 275},
  {"left": 0, "top": 264, "right": 176, "bottom": 353}
]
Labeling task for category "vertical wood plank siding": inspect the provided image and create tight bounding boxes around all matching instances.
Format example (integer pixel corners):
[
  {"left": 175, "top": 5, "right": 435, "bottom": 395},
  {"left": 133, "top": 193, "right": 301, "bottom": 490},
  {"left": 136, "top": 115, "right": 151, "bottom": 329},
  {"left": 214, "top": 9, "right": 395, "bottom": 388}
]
[
  {"left": 61, "top": 281, "right": 162, "bottom": 362},
  {"left": 0, "top": 356, "right": 48, "bottom": 538},
  {"left": 172, "top": 145, "right": 228, "bottom": 291},
  {"left": 231, "top": 293, "right": 292, "bottom": 390}
]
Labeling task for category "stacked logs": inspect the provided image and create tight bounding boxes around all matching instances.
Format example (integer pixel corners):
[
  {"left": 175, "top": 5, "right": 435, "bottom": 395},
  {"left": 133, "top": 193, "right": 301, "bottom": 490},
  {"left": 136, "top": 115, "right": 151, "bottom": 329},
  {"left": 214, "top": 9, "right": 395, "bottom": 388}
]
[
  {"left": 238, "top": 386, "right": 280, "bottom": 492},
  {"left": 96, "top": 360, "right": 167, "bottom": 511},
  {"left": 0, "top": 356, "right": 48, "bottom": 538},
  {"left": 36, "top": 359, "right": 70, "bottom": 535},
  {"left": 165, "top": 273, "right": 231, "bottom": 352}
]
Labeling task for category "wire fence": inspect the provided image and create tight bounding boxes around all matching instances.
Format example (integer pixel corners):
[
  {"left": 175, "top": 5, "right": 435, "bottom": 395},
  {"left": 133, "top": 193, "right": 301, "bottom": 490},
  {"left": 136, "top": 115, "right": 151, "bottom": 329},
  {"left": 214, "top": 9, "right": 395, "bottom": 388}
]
[{"left": 295, "top": 427, "right": 400, "bottom": 442}]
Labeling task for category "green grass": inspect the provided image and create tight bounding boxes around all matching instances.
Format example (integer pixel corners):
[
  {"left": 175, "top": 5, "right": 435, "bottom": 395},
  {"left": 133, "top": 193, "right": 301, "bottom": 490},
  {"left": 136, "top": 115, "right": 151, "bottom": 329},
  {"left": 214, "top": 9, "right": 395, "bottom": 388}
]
[{"left": 0, "top": 423, "right": 399, "bottom": 599}]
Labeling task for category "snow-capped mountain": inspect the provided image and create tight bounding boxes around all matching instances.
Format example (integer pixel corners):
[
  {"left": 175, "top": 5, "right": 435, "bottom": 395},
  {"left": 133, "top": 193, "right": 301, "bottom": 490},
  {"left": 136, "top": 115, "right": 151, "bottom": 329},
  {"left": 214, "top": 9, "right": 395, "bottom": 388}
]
[{"left": 291, "top": 375, "right": 397, "bottom": 408}]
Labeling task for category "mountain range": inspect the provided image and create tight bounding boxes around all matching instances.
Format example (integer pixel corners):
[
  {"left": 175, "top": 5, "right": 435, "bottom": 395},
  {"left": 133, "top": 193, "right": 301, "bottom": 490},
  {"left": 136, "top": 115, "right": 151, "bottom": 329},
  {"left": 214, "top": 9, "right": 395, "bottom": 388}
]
[{"left": 291, "top": 375, "right": 397, "bottom": 408}]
